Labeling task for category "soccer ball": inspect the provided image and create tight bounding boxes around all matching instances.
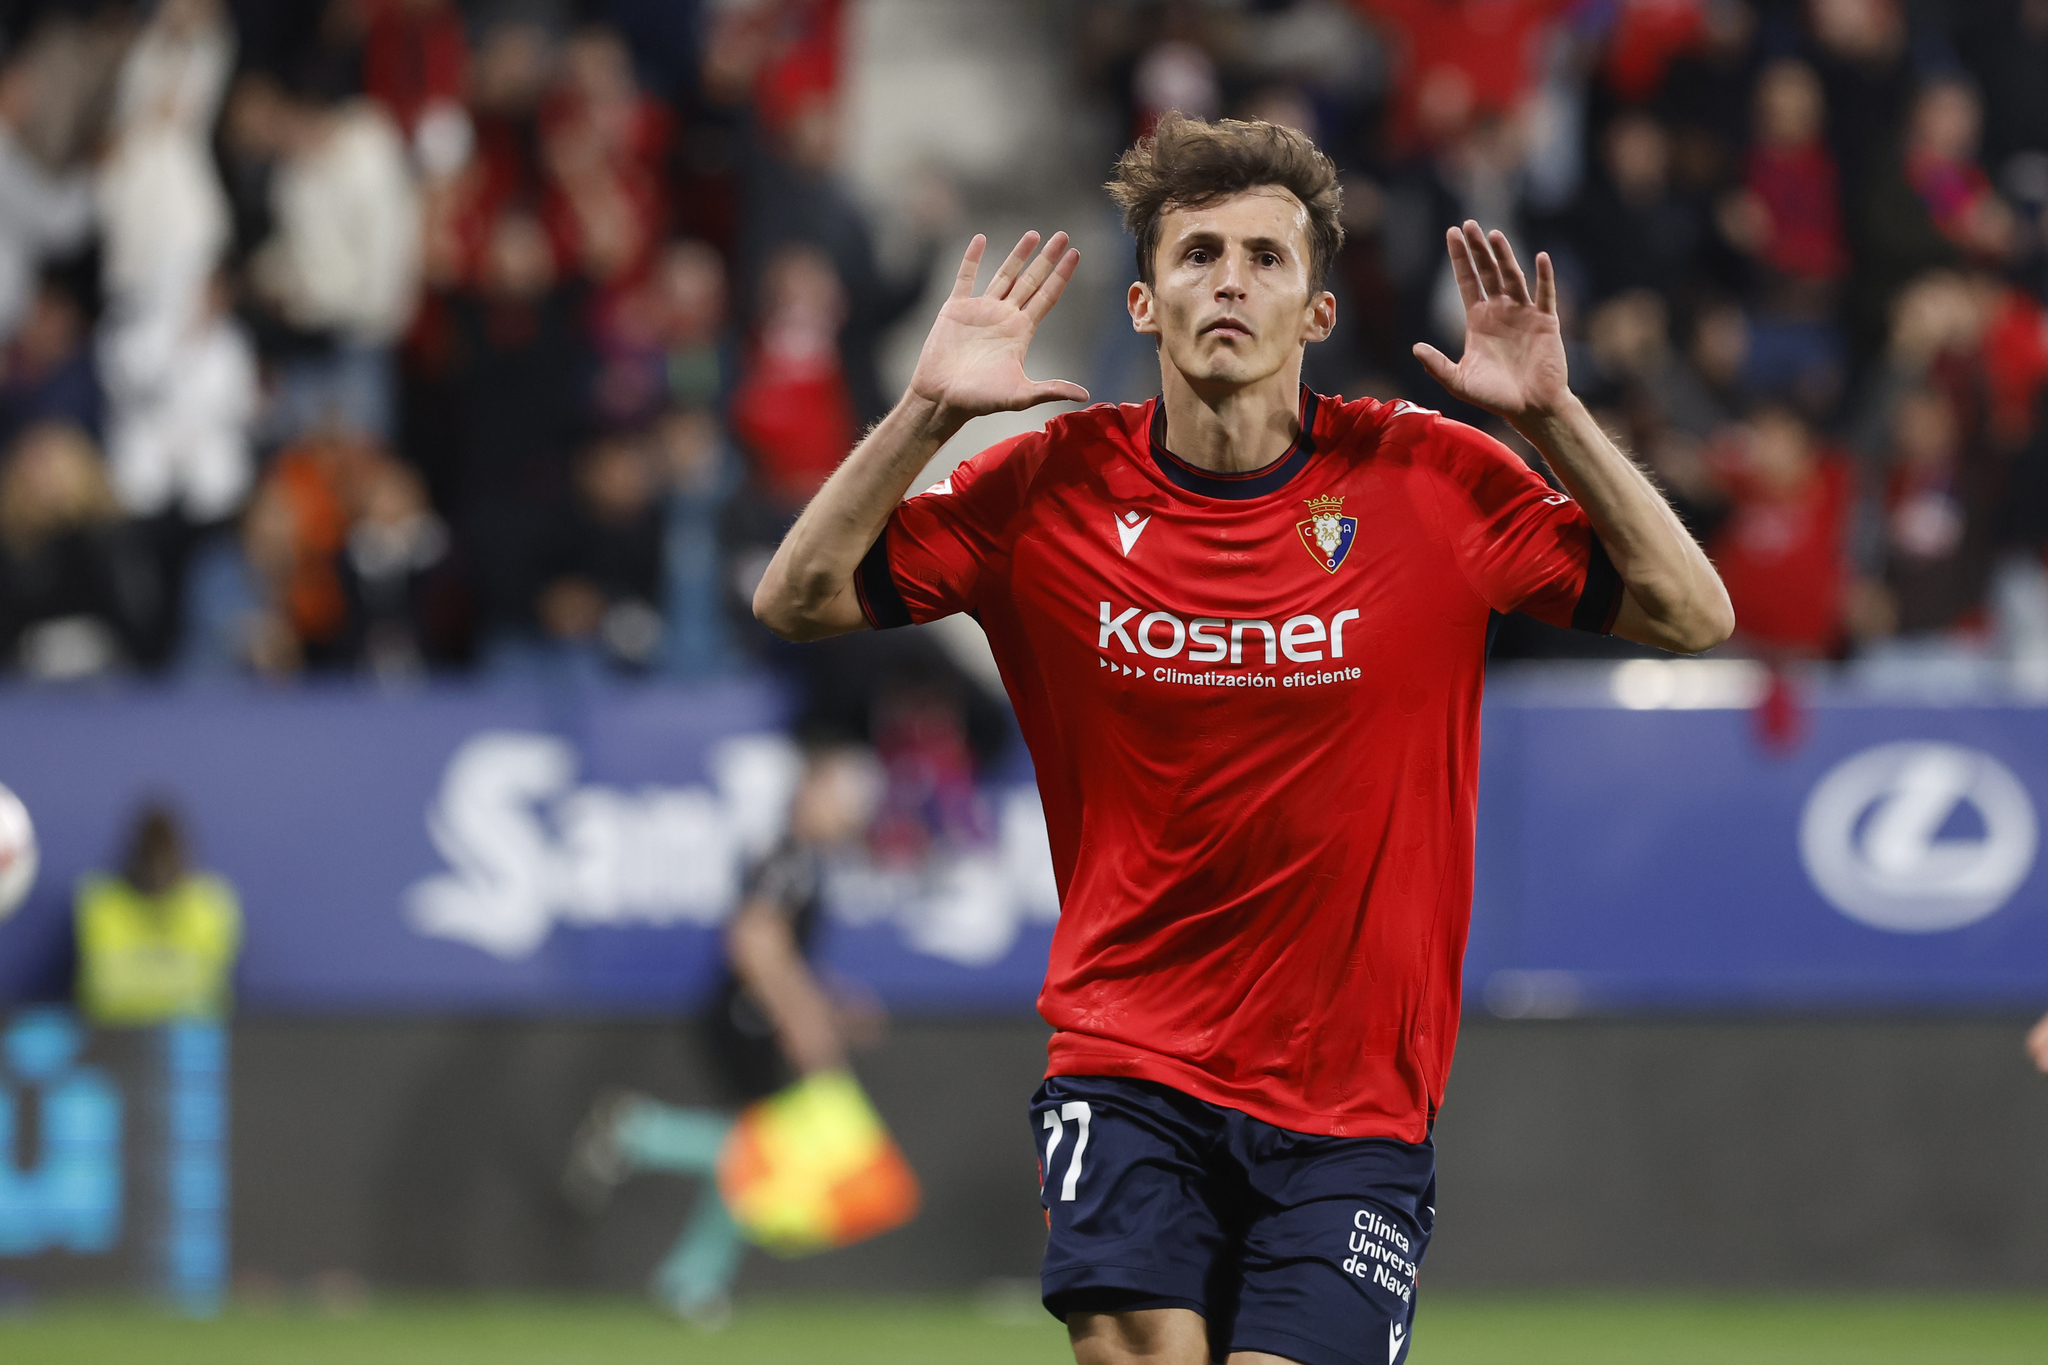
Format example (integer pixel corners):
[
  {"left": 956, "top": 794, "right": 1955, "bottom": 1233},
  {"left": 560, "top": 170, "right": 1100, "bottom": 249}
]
[{"left": 0, "top": 783, "right": 37, "bottom": 919}]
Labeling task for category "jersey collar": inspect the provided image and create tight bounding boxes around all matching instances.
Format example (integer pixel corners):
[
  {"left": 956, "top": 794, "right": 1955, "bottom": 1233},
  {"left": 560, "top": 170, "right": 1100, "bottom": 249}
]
[{"left": 1147, "top": 385, "right": 1320, "bottom": 501}]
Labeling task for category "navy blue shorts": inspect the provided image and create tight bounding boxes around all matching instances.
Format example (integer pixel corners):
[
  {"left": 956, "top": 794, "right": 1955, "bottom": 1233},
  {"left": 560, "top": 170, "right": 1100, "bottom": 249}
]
[{"left": 1032, "top": 1075, "right": 1435, "bottom": 1365}]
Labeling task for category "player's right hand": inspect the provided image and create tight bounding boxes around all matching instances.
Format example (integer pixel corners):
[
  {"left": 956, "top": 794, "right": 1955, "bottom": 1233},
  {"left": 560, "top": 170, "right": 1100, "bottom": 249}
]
[{"left": 908, "top": 231, "right": 1089, "bottom": 425}]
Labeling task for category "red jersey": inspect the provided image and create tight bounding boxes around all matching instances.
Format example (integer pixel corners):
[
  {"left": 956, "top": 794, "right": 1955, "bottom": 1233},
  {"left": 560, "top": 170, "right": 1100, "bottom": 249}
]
[{"left": 858, "top": 390, "right": 1619, "bottom": 1140}]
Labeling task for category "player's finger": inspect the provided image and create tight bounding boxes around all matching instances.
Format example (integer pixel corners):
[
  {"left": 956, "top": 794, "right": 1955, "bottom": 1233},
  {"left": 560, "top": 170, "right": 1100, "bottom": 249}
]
[
  {"left": 1462, "top": 221, "right": 1505, "bottom": 298},
  {"left": 1009, "top": 232, "right": 1071, "bottom": 311},
  {"left": 1534, "top": 250, "right": 1558, "bottom": 316},
  {"left": 1412, "top": 341, "right": 1458, "bottom": 390},
  {"left": 1491, "top": 230, "right": 1532, "bottom": 305},
  {"left": 1445, "top": 227, "right": 1482, "bottom": 308},
  {"left": 1022, "top": 247, "right": 1082, "bottom": 323},
  {"left": 985, "top": 231, "right": 1042, "bottom": 300},
  {"left": 949, "top": 235, "right": 985, "bottom": 300}
]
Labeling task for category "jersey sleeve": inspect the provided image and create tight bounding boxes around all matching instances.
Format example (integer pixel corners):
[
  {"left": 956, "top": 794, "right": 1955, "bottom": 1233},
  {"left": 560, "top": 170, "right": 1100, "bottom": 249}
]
[
  {"left": 854, "top": 431, "right": 1037, "bottom": 628},
  {"left": 1414, "top": 413, "right": 1623, "bottom": 633}
]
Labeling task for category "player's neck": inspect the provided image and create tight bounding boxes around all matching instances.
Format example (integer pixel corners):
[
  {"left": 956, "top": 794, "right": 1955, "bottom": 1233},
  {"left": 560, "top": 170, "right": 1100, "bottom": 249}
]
[{"left": 1156, "top": 365, "right": 1302, "bottom": 475}]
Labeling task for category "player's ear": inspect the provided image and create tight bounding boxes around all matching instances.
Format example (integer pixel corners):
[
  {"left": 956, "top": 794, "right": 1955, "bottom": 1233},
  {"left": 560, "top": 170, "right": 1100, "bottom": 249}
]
[
  {"left": 1128, "top": 281, "right": 1158, "bottom": 336},
  {"left": 1302, "top": 289, "right": 1335, "bottom": 344}
]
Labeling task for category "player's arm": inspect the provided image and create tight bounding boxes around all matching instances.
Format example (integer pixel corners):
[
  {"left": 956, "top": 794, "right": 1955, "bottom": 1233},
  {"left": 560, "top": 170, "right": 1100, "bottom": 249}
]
[
  {"left": 725, "top": 897, "right": 846, "bottom": 1075},
  {"left": 752, "top": 231, "right": 1086, "bottom": 641},
  {"left": 1414, "top": 222, "right": 1735, "bottom": 655}
]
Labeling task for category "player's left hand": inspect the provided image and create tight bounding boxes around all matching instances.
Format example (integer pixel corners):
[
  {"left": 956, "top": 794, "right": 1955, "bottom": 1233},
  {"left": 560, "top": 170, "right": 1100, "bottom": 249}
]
[{"left": 1413, "top": 221, "right": 1572, "bottom": 424}]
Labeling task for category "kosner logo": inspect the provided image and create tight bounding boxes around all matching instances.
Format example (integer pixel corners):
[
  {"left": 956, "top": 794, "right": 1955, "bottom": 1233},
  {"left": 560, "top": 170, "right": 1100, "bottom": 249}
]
[
  {"left": 1799, "top": 741, "right": 2038, "bottom": 933},
  {"left": 406, "top": 731, "right": 1061, "bottom": 964}
]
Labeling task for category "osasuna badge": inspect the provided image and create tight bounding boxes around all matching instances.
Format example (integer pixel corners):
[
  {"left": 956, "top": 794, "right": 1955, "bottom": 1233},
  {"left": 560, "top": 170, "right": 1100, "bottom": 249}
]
[{"left": 1297, "top": 494, "right": 1357, "bottom": 573}]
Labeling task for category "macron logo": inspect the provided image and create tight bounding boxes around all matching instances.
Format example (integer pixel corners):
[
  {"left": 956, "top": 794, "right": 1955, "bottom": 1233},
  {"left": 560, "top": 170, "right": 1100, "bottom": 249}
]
[
  {"left": 1389, "top": 1322, "right": 1406, "bottom": 1363},
  {"left": 922, "top": 477, "right": 953, "bottom": 496},
  {"left": 1116, "top": 510, "right": 1151, "bottom": 556}
]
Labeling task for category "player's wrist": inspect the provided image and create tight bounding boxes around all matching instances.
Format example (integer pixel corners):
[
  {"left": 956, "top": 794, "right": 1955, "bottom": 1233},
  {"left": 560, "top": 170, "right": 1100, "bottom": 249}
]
[
  {"left": 898, "top": 388, "right": 972, "bottom": 445},
  {"left": 1507, "top": 389, "right": 1586, "bottom": 441}
]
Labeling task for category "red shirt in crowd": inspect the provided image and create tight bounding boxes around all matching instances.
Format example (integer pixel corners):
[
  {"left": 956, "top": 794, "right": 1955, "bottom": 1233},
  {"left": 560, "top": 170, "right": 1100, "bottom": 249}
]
[
  {"left": 1745, "top": 142, "right": 1848, "bottom": 281},
  {"left": 858, "top": 392, "right": 1618, "bottom": 1140},
  {"left": 1710, "top": 454, "right": 1851, "bottom": 654}
]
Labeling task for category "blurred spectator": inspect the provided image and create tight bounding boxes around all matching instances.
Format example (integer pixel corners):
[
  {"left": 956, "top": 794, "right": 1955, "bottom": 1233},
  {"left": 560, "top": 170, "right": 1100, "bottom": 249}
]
[
  {"left": 100, "top": 0, "right": 234, "bottom": 316},
  {"left": 75, "top": 802, "right": 240, "bottom": 1027},
  {"left": 348, "top": 455, "right": 448, "bottom": 679},
  {"left": 0, "top": 58, "right": 95, "bottom": 343},
  {"left": 1719, "top": 60, "right": 1847, "bottom": 300},
  {"left": 728, "top": 242, "right": 854, "bottom": 511},
  {"left": 1568, "top": 112, "right": 1702, "bottom": 303},
  {"left": 0, "top": 421, "right": 157, "bottom": 680},
  {"left": 1359, "top": 0, "right": 1566, "bottom": 154},
  {"left": 238, "top": 429, "right": 364, "bottom": 675},
  {"left": 361, "top": 0, "right": 470, "bottom": 172},
  {"left": 1876, "top": 384, "right": 1996, "bottom": 639},
  {"left": 594, "top": 237, "right": 728, "bottom": 428},
  {"left": 1901, "top": 79, "right": 2018, "bottom": 264},
  {"left": 1655, "top": 0, "right": 1760, "bottom": 195},
  {"left": 229, "top": 74, "right": 420, "bottom": 443},
  {"left": 1708, "top": 405, "right": 1855, "bottom": 657},
  {"left": 0, "top": 281, "right": 100, "bottom": 449},
  {"left": 739, "top": 70, "right": 942, "bottom": 427},
  {"left": 98, "top": 270, "right": 257, "bottom": 527},
  {"left": 654, "top": 405, "right": 741, "bottom": 680},
  {"left": 532, "top": 433, "right": 664, "bottom": 672},
  {"left": 445, "top": 206, "right": 594, "bottom": 642}
]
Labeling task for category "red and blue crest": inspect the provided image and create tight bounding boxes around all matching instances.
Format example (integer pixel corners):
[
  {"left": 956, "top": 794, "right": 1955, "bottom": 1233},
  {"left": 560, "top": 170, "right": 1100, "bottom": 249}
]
[{"left": 1296, "top": 494, "right": 1357, "bottom": 574}]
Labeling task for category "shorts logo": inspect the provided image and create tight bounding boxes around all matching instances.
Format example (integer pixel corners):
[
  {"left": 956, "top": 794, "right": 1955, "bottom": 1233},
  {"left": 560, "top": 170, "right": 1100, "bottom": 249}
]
[
  {"left": 1297, "top": 494, "right": 1357, "bottom": 574},
  {"left": 1389, "top": 1321, "right": 1406, "bottom": 1361}
]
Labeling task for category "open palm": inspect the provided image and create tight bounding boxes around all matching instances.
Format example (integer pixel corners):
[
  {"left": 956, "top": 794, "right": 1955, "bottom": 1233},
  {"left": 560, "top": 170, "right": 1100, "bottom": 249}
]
[
  {"left": 910, "top": 231, "right": 1089, "bottom": 421},
  {"left": 1414, "top": 222, "right": 1572, "bottom": 424}
]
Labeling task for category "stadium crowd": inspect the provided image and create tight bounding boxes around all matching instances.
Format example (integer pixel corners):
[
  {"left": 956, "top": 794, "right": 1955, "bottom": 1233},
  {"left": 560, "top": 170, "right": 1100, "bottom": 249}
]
[
  {"left": 1080, "top": 0, "right": 2048, "bottom": 664},
  {"left": 0, "top": 0, "right": 2044, "bottom": 684}
]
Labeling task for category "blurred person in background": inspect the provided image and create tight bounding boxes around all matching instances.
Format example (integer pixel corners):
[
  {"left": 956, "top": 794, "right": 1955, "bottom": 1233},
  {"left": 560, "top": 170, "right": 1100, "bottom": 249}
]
[
  {"left": 228, "top": 72, "right": 420, "bottom": 444},
  {"left": 75, "top": 801, "right": 240, "bottom": 1027},
  {"left": 654, "top": 404, "right": 741, "bottom": 680},
  {"left": 1568, "top": 111, "right": 1702, "bottom": 305},
  {"left": 592, "top": 236, "right": 728, "bottom": 428},
  {"left": 528, "top": 431, "right": 664, "bottom": 673},
  {"left": 2029, "top": 1008, "right": 2048, "bottom": 1074},
  {"left": 1707, "top": 404, "right": 1854, "bottom": 657},
  {"left": 0, "top": 420, "right": 158, "bottom": 680},
  {"left": 1717, "top": 59, "right": 1847, "bottom": 309},
  {"left": 728, "top": 241, "right": 854, "bottom": 513},
  {"left": 0, "top": 53, "right": 95, "bottom": 344},
  {"left": 444, "top": 205, "right": 595, "bottom": 659},
  {"left": 564, "top": 743, "right": 882, "bottom": 1324},
  {"left": 0, "top": 278, "right": 100, "bottom": 449},
  {"left": 1870, "top": 383, "right": 1997, "bottom": 644},
  {"left": 1901, "top": 78, "right": 2018, "bottom": 266}
]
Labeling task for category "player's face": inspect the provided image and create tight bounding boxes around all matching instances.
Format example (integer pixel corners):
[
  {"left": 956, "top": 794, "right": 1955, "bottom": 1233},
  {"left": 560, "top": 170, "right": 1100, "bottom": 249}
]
[{"left": 1130, "top": 188, "right": 1335, "bottom": 391}]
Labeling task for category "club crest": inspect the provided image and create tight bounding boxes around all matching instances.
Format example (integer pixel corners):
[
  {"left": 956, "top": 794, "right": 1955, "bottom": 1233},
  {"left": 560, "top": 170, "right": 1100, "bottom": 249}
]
[{"left": 1296, "top": 494, "right": 1357, "bottom": 573}]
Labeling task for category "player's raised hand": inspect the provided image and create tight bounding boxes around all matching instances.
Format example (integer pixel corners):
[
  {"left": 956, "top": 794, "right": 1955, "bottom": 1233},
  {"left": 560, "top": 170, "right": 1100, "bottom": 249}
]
[
  {"left": 908, "top": 231, "right": 1089, "bottom": 423},
  {"left": 1412, "top": 222, "right": 1571, "bottom": 424}
]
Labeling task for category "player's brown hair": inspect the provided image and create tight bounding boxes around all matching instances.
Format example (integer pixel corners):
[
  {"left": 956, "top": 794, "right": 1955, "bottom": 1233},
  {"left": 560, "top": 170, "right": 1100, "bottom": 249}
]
[{"left": 1108, "top": 113, "right": 1344, "bottom": 291}]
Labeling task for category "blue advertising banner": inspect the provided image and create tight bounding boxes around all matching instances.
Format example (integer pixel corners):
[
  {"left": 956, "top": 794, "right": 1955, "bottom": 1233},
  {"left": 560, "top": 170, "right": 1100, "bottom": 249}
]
[
  {"left": 0, "top": 679, "right": 1058, "bottom": 1014},
  {"left": 1470, "top": 670, "right": 2048, "bottom": 1012},
  {"left": 1, "top": 665, "right": 2044, "bottom": 1015}
]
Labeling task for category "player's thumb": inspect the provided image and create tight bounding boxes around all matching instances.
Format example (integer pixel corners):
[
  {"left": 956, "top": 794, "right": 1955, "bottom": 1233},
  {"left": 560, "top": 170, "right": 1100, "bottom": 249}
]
[
  {"left": 1411, "top": 343, "right": 1458, "bottom": 390},
  {"left": 1027, "top": 379, "right": 1091, "bottom": 407}
]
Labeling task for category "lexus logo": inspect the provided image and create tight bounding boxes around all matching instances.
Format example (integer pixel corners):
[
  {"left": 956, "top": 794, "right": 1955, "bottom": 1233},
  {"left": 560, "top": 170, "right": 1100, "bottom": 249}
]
[{"left": 1799, "top": 742, "right": 2038, "bottom": 933}]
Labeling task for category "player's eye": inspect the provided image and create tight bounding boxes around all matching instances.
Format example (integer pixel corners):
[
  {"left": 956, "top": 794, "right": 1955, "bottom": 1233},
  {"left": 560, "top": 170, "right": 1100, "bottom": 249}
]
[
  {"left": 1188, "top": 248, "right": 1211, "bottom": 265},
  {"left": 1259, "top": 252, "right": 1281, "bottom": 268}
]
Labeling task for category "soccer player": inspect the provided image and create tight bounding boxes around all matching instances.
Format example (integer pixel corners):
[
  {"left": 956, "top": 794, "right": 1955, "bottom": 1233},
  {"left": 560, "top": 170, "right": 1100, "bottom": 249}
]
[{"left": 753, "top": 115, "right": 1732, "bottom": 1365}]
